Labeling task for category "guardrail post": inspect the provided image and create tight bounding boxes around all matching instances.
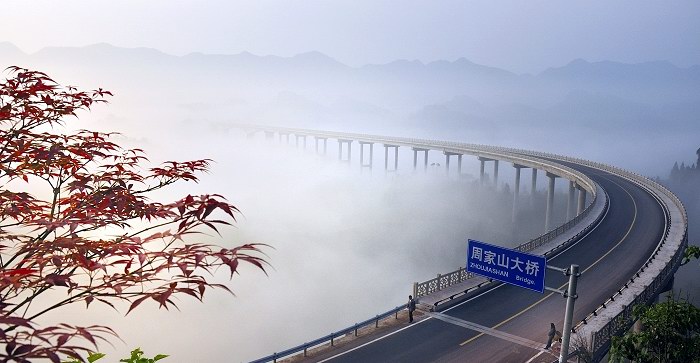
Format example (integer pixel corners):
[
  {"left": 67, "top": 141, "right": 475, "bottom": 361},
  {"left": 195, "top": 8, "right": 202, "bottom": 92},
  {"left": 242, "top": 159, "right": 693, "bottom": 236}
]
[
  {"left": 437, "top": 273, "right": 442, "bottom": 291},
  {"left": 413, "top": 282, "right": 418, "bottom": 298},
  {"left": 375, "top": 315, "right": 379, "bottom": 328}
]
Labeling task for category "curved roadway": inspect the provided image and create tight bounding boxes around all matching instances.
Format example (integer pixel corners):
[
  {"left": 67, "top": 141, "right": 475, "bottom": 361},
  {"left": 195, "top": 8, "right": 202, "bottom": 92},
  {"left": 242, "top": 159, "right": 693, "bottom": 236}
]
[{"left": 321, "top": 162, "right": 665, "bottom": 362}]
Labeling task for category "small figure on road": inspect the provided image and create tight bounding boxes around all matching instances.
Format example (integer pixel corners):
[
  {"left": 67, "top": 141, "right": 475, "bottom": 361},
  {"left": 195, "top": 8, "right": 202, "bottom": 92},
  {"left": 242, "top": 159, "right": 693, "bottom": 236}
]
[
  {"left": 545, "top": 322, "right": 556, "bottom": 349},
  {"left": 407, "top": 295, "right": 416, "bottom": 323}
]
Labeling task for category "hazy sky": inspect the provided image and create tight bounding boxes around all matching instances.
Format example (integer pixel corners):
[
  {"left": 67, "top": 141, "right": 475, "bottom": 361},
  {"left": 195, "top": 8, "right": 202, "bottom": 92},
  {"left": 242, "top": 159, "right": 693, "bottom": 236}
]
[{"left": 3, "top": 0, "right": 700, "bottom": 73}]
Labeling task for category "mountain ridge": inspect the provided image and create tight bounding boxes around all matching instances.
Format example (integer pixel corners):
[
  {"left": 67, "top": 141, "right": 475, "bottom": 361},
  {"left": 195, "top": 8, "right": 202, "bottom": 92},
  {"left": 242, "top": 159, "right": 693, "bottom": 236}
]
[{"left": 3, "top": 41, "right": 698, "bottom": 75}]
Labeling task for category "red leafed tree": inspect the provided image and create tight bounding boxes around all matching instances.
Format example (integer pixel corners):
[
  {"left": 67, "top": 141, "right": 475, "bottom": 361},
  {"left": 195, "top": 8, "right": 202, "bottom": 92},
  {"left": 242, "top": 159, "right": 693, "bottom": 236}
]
[{"left": 0, "top": 67, "right": 267, "bottom": 362}]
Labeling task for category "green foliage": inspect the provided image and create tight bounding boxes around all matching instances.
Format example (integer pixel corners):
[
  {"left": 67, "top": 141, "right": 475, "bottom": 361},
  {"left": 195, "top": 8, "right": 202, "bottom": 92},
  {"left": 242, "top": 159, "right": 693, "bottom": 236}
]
[
  {"left": 682, "top": 245, "right": 700, "bottom": 266},
  {"left": 610, "top": 296, "right": 700, "bottom": 362},
  {"left": 62, "top": 349, "right": 167, "bottom": 363},
  {"left": 119, "top": 348, "right": 168, "bottom": 363}
]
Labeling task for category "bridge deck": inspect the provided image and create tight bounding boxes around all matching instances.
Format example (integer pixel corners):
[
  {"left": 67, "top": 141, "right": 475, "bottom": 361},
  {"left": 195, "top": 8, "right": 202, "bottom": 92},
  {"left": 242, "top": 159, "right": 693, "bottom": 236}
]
[{"left": 417, "top": 183, "right": 606, "bottom": 310}]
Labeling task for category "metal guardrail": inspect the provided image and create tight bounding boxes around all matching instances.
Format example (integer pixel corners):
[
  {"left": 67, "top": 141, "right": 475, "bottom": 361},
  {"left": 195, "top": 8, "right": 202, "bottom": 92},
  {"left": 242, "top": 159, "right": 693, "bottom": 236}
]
[
  {"left": 249, "top": 304, "right": 405, "bottom": 363},
  {"left": 238, "top": 124, "right": 598, "bottom": 196},
  {"left": 558, "top": 161, "right": 688, "bottom": 361},
  {"left": 243, "top": 126, "right": 605, "bottom": 362},
  {"left": 413, "top": 189, "right": 601, "bottom": 298},
  {"left": 242, "top": 126, "right": 685, "bottom": 362}
]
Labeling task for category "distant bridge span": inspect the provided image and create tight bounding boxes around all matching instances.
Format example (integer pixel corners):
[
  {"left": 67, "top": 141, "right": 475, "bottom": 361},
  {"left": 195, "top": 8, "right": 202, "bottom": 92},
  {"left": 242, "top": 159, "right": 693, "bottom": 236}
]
[{"left": 239, "top": 125, "right": 687, "bottom": 363}]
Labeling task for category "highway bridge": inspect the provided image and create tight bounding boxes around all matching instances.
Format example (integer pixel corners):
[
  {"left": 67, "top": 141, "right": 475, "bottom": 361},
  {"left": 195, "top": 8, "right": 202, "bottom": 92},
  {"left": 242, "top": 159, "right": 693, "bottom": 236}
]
[{"left": 240, "top": 126, "right": 687, "bottom": 363}]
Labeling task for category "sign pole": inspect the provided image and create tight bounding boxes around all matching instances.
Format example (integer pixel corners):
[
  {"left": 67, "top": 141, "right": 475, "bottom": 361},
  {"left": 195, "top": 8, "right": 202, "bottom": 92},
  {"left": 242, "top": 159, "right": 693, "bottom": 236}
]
[{"left": 559, "top": 264, "right": 579, "bottom": 363}]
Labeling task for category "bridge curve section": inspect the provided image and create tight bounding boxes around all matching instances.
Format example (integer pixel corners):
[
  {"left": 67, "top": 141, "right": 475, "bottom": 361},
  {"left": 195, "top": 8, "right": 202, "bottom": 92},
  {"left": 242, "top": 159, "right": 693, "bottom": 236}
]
[{"left": 237, "top": 125, "right": 686, "bottom": 363}]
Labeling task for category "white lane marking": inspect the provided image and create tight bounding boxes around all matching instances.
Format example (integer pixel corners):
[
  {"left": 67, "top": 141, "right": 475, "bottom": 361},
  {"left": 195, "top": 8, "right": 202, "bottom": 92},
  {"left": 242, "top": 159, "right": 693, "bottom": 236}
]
[
  {"left": 524, "top": 351, "right": 545, "bottom": 363},
  {"left": 317, "top": 286, "right": 499, "bottom": 362},
  {"left": 322, "top": 174, "right": 612, "bottom": 361},
  {"left": 428, "top": 312, "right": 546, "bottom": 351},
  {"left": 316, "top": 317, "right": 429, "bottom": 362}
]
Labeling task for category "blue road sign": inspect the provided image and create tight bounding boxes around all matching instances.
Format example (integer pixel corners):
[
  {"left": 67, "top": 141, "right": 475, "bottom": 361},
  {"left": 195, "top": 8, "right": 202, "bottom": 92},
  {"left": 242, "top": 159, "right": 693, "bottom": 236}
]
[{"left": 467, "top": 239, "right": 546, "bottom": 293}]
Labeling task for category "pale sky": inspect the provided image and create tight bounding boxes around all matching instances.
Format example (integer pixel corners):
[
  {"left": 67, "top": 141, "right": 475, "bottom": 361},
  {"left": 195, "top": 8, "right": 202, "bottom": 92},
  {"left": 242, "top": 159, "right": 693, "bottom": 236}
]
[{"left": 2, "top": 0, "right": 700, "bottom": 73}]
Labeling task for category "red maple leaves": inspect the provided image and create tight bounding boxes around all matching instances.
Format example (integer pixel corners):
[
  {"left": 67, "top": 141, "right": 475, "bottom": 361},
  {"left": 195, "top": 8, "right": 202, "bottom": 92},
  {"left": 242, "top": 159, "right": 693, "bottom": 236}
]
[{"left": 0, "top": 67, "right": 267, "bottom": 362}]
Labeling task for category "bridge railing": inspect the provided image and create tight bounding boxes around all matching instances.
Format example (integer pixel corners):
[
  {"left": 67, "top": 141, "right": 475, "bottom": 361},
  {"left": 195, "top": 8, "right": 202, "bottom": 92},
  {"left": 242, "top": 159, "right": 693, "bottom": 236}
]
[
  {"left": 249, "top": 304, "right": 406, "bottom": 363},
  {"left": 553, "top": 161, "right": 688, "bottom": 361},
  {"left": 413, "top": 184, "right": 602, "bottom": 298},
  {"left": 238, "top": 125, "right": 598, "bottom": 196},
  {"left": 241, "top": 125, "right": 686, "bottom": 362}
]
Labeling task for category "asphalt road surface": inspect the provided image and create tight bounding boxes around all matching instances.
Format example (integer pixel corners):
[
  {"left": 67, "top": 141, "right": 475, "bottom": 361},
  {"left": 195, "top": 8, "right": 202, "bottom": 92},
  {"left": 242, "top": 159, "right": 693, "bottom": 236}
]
[{"left": 323, "top": 163, "right": 665, "bottom": 363}]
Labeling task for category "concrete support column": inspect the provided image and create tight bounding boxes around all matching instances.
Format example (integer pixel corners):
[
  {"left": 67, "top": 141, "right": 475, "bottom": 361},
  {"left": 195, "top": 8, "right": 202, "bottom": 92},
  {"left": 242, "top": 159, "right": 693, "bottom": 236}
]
[
  {"left": 443, "top": 152, "right": 462, "bottom": 176},
  {"left": 531, "top": 169, "right": 538, "bottom": 197},
  {"left": 314, "top": 137, "right": 328, "bottom": 155},
  {"left": 493, "top": 160, "right": 499, "bottom": 187},
  {"left": 567, "top": 181, "right": 576, "bottom": 220},
  {"left": 295, "top": 135, "right": 306, "bottom": 148},
  {"left": 384, "top": 145, "right": 388, "bottom": 170},
  {"left": 423, "top": 150, "right": 428, "bottom": 172},
  {"left": 577, "top": 187, "right": 587, "bottom": 215},
  {"left": 264, "top": 131, "right": 274, "bottom": 140},
  {"left": 359, "top": 143, "right": 364, "bottom": 167},
  {"left": 512, "top": 164, "right": 525, "bottom": 223},
  {"left": 395, "top": 147, "right": 399, "bottom": 171},
  {"left": 359, "top": 142, "right": 374, "bottom": 169},
  {"left": 413, "top": 148, "right": 429, "bottom": 173},
  {"left": 337, "top": 139, "right": 352, "bottom": 162},
  {"left": 479, "top": 159, "right": 486, "bottom": 185},
  {"left": 279, "top": 133, "right": 290, "bottom": 144},
  {"left": 445, "top": 154, "right": 450, "bottom": 174},
  {"left": 413, "top": 149, "right": 418, "bottom": 170},
  {"left": 383, "top": 145, "right": 399, "bottom": 172},
  {"left": 457, "top": 155, "right": 463, "bottom": 175},
  {"left": 545, "top": 172, "right": 558, "bottom": 232}
]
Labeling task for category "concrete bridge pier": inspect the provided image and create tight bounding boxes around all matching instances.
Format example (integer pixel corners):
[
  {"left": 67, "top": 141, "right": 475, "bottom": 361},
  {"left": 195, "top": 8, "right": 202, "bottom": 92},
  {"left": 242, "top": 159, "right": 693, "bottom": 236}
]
[
  {"left": 493, "top": 160, "right": 499, "bottom": 187},
  {"left": 294, "top": 135, "right": 307, "bottom": 149},
  {"left": 443, "top": 152, "right": 462, "bottom": 176},
  {"left": 577, "top": 185, "right": 587, "bottom": 215},
  {"left": 545, "top": 172, "right": 558, "bottom": 232},
  {"left": 477, "top": 157, "right": 498, "bottom": 187},
  {"left": 512, "top": 164, "right": 527, "bottom": 223},
  {"left": 338, "top": 139, "right": 352, "bottom": 163},
  {"left": 412, "top": 148, "right": 429, "bottom": 172},
  {"left": 264, "top": 131, "right": 274, "bottom": 140},
  {"left": 279, "top": 132, "right": 291, "bottom": 144},
  {"left": 359, "top": 141, "right": 374, "bottom": 170},
  {"left": 567, "top": 181, "right": 576, "bottom": 220},
  {"left": 314, "top": 137, "right": 328, "bottom": 155},
  {"left": 479, "top": 158, "right": 486, "bottom": 185},
  {"left": 384, "top": 144, "right": 399, "bottom": 172},
  {"left": 531, "top": 168, "right": 538, "bottom": 201}
]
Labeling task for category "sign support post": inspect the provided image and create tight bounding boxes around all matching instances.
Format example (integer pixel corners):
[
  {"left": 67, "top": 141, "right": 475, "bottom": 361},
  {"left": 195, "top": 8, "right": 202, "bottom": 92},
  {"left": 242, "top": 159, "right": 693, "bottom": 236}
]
[
  {"left": 467, "top": 240, "right": 581, "bottom": 361},
  {"left": 559, "top": 264, "right": 579, "bottom": 363}
]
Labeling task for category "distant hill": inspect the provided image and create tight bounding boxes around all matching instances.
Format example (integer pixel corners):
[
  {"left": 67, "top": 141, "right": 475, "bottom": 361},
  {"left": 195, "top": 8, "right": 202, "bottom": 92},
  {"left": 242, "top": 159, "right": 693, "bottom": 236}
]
[
  {"left": 0, "top": 42, "right": 697, "bottom": 176},
  {"left": 1, "top": 42, "right": 697, "bottom": 106}
]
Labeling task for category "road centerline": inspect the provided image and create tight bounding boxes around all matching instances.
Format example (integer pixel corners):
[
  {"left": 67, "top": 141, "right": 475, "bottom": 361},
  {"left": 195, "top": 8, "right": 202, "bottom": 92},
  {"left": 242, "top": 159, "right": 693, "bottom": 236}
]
[{"left": 460, "top": 175, "right": 638, "bottom": 348}]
